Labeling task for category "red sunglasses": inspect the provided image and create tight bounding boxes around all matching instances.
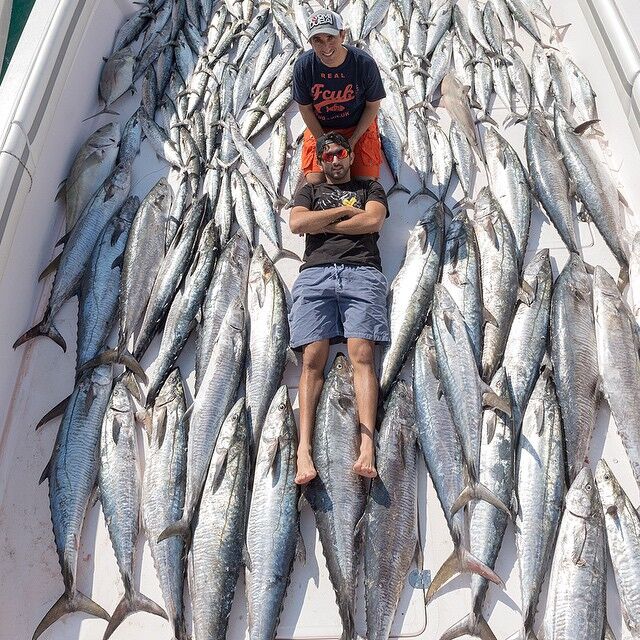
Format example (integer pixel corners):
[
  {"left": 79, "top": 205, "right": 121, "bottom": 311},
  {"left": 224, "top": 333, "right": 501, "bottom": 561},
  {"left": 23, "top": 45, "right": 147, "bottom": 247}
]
[{"left": 320, "top": 147, "right": 350, "bottom": 162}]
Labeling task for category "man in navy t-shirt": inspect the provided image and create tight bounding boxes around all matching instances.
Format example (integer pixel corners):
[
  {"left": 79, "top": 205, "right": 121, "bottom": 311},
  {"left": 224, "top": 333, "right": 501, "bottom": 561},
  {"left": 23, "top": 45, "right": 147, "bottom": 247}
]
[{"left": 292, "top": 9, "right": 386, "bottom": 185}]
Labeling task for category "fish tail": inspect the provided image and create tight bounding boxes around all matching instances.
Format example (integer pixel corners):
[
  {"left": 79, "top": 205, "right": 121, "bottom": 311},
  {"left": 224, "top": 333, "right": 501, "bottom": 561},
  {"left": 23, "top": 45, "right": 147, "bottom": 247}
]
[
  {"left": 408, "top": 187, "right": 438, "bottom": 205},
  {"left": 551, "top": 23, "right": 571, "bottom": 43},
  {"left": 13, "top": 316, "right": 66, "bottom": 352},
  {"left": 76, "top": 348, "right": 147, "bottom": 384},
  {"left": 425, "top": 545, "right": 503, "bottom": 603},
  {"left": 387, "top": 181, "right": 411, "bottom": 197},
  {"left": 157, "top": 517, "right": 191, "bottom": 543},
  {"left": 450, "top": 482, "right": 511, "bottom": 516},
  {"left": 102, "top": 590, "right": 167, "bottom": 640},
  {"left": 439, "top": 612, "right": 498, "bottom": 640},
  {"left": 82, "top": 106, "right": 120, "bottom": 122},
  {"left": 273, "top": 247, "right": 302, "bottom": 263},
  {"left": 32, "top": 589, "right": 110, "bottom": 640},
  {"left": 35, "top": 394, "right": 71, "bottom": 430}
]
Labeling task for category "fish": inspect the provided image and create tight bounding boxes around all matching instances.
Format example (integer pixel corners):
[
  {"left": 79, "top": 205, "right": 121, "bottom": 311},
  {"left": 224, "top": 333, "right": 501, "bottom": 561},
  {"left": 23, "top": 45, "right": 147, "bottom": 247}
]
[
  {"left": 58, "top": 122, "right": 121, "bottom": 233},
  {"left": 531, "top": 43, "right": 552, "bottom": 110},
  {"left": 504, "top": 0, "right": 542, "bottom": 43},
  {"left": 378, "top": 108, "right": 410, "bottom": 197},
  {"left": 269, "top": 116, "right": 288, "bottom": 200},
  {"left": 424, "top": 31, "right": 454, "bottom": 105},
  {"left": 470, "top": 187, "right": 521, "bottom": 382},
  {"left": 363, "top": 380, "right": 418, "bottom": 640},
  {"left": 99, "top": 381, "right": 166, "bottom": 639},
  {"left": 449, "top": 119, "right": 478, "bottom": 203},
  {"left": 440, "top": 213, "right": 484, "bottom": 368},
  {"left": 413, "top": 325, "right": 503, "bottom": 601},
  {"left": 117, "top": 108, "right": 143, "bottom": 166},
  {"left": 33, "top": 365, "right": 113, "bottom": 640},
  {"left": 189, "top": 397, "right": 249, "bottom": 640},
  {"left": 159, "top": 299, "right": 247, "bottom": 541},
  {"left": 86, "top": 47, "right": 136, "bottom": 119},
  {"left": 76, "top": 196, "right": 138, "bottom": 373},
  {"left": 426, "top": 119, "right": 453, "bottom": 201},
  {"left": 132, "top": 196, "right": 207, "bottom": 362},
  {"left": 141, "top": 370, "right": 188, "bottom": 640},
  {"left": 440, "top": 368, "right": 514, "bottom": 640},
  {"left": 406, "top": 110, "right": 434, "bottom": 203},
  {"left": 245, "top": 386, "right": 302, "bottom": 640},
  {"left": 425, "top": 0, "right": 454, "bottom": 57},
  {"left": 566, "top": 57, "right": 598, "bottom": 124},
  {"left": 547, "top": 51, "right": 572, "bottom": 111},
  {"left": 550, "top": 254, "right": 599, "bottom": 482},
  {"left": 432, "top": 284, "right": 511, "bottom": 515},
  {"left": 195, "top": 231, "right": 251, "bottom": 392},
  {"left": 246, "top": 247, "right": 290, "bottom": 454},
  {"left": 542, "top": 467, "right": 606, "bottom": 640},
  {"left": 515, "top": 369, "right": 565, "bottom": 640},
  {"left": 595, "top": 460, "right": 640, "bottom": 637},
  {"left": 483, "top": 1, "right": 507, "bottom": 57},
  {"left": 501, "top": 249, "right": 553, "bottom": 433},
  {"left": 360, "top": 0, "right": 392, "bottom": 40},
  {"left": 145, "top": 219, "right": 219, "bottom": 408},
  {"left": 554, "top": 105, "right": 629, "bottom": 273},
  {"left": 232, "top": 170, "right": 256, "bottom": 244},
  {"left": 473, "top": 51, "right": 495, "bottom": 122},
  {"left": 440, "top": 74, "right": 483, "bottom": 160},
  {"left": 525, "top": 109, "right": 578, "bottom": 253},
  {"left": 14, "top": 163, "right": 132, "bottom": 352},
  {"left": 593, "top": 266, "right": 640, "bottom": 491},
  {"left": 630, "top": 231, "right": 640, "bottom": 317},
  {"left": 380, "top": 204, "right": 444, "bottom": 398},
  {"left": 468, "top": 0, "right": 493, "bottom": 52},
  {"left": 304, "top": 354, "right": 367, "bottom": 640}
]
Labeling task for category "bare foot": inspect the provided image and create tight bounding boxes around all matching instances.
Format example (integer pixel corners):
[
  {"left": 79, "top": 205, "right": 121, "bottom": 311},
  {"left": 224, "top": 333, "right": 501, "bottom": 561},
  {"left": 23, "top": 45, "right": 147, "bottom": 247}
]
[
  {"left": 295, "top": 450, "right": 317, "bottom": 485},
  {"left": 353, "top": 452, "right": 377, "bottom": 478}
]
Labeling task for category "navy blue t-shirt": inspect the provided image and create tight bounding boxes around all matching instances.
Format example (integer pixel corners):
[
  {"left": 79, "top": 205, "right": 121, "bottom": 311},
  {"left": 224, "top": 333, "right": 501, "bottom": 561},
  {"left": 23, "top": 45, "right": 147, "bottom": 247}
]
[{"left": 292, "top": 45, "right": 386, "bottom": 129}]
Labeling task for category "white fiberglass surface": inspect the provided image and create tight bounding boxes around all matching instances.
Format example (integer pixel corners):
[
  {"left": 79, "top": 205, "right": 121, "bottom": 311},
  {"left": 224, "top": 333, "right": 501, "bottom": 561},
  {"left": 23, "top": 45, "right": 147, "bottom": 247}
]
[{"left": 1, "top": 1, "right": 640, "bottom": 639}]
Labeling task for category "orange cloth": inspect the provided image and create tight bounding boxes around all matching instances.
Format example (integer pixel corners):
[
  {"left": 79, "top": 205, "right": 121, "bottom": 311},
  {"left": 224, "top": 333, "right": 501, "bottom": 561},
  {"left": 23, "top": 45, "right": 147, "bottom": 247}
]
[{"left": 301, "top": 119, "right": 382, "bottom": 179}]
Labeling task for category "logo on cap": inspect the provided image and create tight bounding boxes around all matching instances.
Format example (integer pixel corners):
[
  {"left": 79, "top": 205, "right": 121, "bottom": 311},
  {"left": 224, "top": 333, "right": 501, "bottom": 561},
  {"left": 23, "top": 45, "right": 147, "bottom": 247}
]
[{"left": 309, "top": 12, "right": 336, "bottom": 27}]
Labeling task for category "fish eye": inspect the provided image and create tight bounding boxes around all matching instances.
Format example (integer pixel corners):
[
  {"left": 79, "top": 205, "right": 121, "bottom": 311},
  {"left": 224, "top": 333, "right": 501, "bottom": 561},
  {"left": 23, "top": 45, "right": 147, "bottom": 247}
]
[
  {"left": 337, "top": 364, "right": 343, "bottom": 370},
  {"left": 279, "top": 403, "right": 285, "bottom": 410},
  {"left": 604, "top": 474, "right": 610, "bottom": 480},
  {"left": 585, "top": 484, "right": 592, "bottom": 490}
]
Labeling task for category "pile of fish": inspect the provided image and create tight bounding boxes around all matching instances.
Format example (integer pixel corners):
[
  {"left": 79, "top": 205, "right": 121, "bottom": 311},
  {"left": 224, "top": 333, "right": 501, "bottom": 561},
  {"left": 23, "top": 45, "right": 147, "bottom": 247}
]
[{"left": 12, "top": 0, "right": 640, "bottom": 638}]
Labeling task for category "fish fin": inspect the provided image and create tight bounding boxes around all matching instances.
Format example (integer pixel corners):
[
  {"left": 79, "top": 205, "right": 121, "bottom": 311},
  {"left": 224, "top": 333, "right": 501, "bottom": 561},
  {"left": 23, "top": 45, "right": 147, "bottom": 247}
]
[
  {"left": 102, "top": 591, "right": 167, "bottom": 640},
  {"left": 387, "top": 182, "right": 411, "bottom": 197},
  {"left": 39, "top": 454, "right": 54, "bottom": 484},
  {"left": 154, "top": 405, "right": 168, "bottom": 446},
  {"left": 157, "top": 518, "right": 191, "bottom": 543},
  {"left": 477, "top": 113, "right": 499, "bottom": 127},
  {"left": 571, "top": 521, "right": 588, "bottom": 566},
  {"left": 111, "top": 415, "right": 122, "bottom": 445},
  {"left": 263, "top": 437, "right": 280, "bottom": 475},
  {"left": 426, "top": 542, "right": 504, "bottom": 603},
  {"left": 408, "top": 187, "right": 439, "bottom": 204},
  {"left": 272, "top": 247, "right": 302, "bottom": 263},
  {"left": 618, "top": 189, "right": 629, "bottom": 207},
  {"left": 13, "top": 317, "right": 67, "bottom": 352},
  {"left": 295, "top": 530, "right": 306, "bottom": 564},
  {"left": 111, "top": 254, "right": 124, "bottom": 270},
  {"left": 123, "top": 371, "right": 143, "bottom": 402},
  {"left": 54, "top": 232, "right": 71, "bottom": 248},
  {"left": 54, "top": 178, "right": 67, "bottom": 202},
  {"left": 77, "top": 349, "right": 147, "bottom": 384},
  {"left": 486, "top": 410, "right": 498, "bottom": 444},
  {"left": 38, "top": 253, "right": 62, "bottom": 281},
  {"left": 440, "top": 612, "right": 497, "bottom": 640},
  {"left": 36, "top": 394, "right": 70, "bottom": 430},
  {"left": 482, "top": 388, "right": 512, "bottom": 416},
  {"left": 618, "top": 267, "right": 629, "bottom": 293},
  {"left": 82, "top": 106, "right": 121, "bottom": 122},
  {"left": 573, "top": 119, "right": 601, "bottom": 135},
  {"left": 32, "top": 590, "right": 110, "bottom": 640},
  {"left": 451, "top": 482, "right": 511, "bottom": 516},
  {"left": 483, "top": 306, "right": 498, "bottom": 327},
  {"left": 286, "top": 348, "right": 299, "bottom": 366}
]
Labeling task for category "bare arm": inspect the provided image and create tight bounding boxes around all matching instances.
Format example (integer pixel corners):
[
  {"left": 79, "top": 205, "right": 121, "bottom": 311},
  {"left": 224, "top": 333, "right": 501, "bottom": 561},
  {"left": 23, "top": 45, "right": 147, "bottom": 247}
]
[
  {"left": 322, "top": 199, "right": 387, "bottom": 235},
  {"left": 297, "top": 103, "right": 325, "bottom": 140},
  {"left": 348, "top": 100, "right": 381, "bottom": 147},
  {"left": 289, "top": 204, "right": 363, "bottom": 235}
]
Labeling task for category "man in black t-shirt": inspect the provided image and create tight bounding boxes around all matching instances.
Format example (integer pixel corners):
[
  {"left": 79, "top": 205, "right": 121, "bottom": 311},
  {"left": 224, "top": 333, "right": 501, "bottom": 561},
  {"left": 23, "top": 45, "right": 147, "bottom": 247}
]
[
  {"left": 293, "top": 9, "right": 386, "bottom": 185},
  {"left": 288, "top": 132, "right": 390, "bottom": 485}
]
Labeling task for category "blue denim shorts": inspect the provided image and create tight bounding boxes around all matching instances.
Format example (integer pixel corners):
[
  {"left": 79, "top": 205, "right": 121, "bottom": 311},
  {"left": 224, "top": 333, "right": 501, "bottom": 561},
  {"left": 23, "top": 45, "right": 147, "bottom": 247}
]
[{"left": 289, "top": 264, "right": 391, "bottom": 350}]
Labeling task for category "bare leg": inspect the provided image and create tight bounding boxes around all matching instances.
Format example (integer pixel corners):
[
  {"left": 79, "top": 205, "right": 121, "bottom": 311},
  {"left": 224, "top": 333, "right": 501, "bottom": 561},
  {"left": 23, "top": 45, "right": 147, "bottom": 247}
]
[
  {"left": 306, "top": 171, "right": 326, "bottom": 185},
  {"left": 295, "top": 339, "right": 330, "bottom": 485},
  {"left": 348, "top": 338, "right": 378, "bottom": 478}
]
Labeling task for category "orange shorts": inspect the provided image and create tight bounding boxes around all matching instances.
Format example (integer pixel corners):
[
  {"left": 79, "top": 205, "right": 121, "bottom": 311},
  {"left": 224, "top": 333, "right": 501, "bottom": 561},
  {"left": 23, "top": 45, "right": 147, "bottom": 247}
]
[{"left": 301, "top": 119, "right": 383, "bottom": 179}]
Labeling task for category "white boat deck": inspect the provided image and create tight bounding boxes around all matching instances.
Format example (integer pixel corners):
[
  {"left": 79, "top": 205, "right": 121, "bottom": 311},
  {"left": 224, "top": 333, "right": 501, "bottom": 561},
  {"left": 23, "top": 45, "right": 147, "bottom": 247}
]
[{"left": 1, "top": 1, "right": 640, "bottom": 638}]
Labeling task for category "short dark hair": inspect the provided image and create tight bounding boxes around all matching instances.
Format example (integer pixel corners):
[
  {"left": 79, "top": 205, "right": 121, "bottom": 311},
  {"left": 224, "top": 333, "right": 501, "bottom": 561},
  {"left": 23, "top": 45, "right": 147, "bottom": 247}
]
[{"left": 316, "top": 131, "right": 351, "bottom": 159}]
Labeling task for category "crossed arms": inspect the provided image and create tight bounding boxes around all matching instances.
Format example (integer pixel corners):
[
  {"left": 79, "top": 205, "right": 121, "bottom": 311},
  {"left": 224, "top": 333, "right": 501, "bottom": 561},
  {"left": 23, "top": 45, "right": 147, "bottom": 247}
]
[{"left": 289, "top": 199, "right": 387, "bottom": 235}]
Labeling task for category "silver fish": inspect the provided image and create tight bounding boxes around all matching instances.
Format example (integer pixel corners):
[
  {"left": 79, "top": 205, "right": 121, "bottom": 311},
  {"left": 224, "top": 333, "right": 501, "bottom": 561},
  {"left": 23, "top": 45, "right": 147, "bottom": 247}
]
[
  {"left": 550, "top": 254, "right": 599, "bottom": 482},
  {"left": 32, "top": 365, "right": 113, "bottom": 640},
  {"left": 593, "top": 266, "right": 640, "bottom": 491},
  {"left": 542, "top": 467, "right": 606, "bottom": 640},
  {"left": 141, "top": 370, "right": 188, "bottom": 640},
  {"left": 231, "top": 170, "right": 256, "bottom": 244},
  {"left": 245, "top": 386, "right": 301, "bottom": 640},
  {"left": 596, "top": 460, "right": 640, "bottom": 637},
  {"left": 189, "top": 397, "right": 249, "bottom": 640},
  {"left": 449, "top": 119, "right": 477, "bottom": 202},
  {"left": 378, "top": 108, "right": 410, "bottom": 197},
  {"left": 304, "top": 354, "right": 367, "bottom": 640},
  {"left": 380, "top": 204, "right": 444, "bottom": 398},
  {"left": 566, "top": 57, "right": 599, "bottom": 123},
  {"left": 100, "top": 381, "right": 166, "bottom": 639},
  {"left": 515, "top": 370, "right": 565, "bottom": 640},
  {"left": 363, "top": 381, "right": 418, "bottom": 640}
]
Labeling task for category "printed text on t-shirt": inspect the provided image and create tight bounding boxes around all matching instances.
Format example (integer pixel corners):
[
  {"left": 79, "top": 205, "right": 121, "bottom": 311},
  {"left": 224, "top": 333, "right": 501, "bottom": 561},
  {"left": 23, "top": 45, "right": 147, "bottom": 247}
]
[{"left": 311, "top": 83, "right": 355, "bottom": 113}]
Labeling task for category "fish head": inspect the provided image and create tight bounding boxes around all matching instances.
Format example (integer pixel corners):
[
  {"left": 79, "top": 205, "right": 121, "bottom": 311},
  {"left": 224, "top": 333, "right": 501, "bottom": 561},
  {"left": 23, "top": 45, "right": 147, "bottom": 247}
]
[
  {"left": 155, "top": 368, "right": 185, "bottom": 409},
  {"left": 90, "top": 122, "right": 121, "bottom": 148},
  {"left": 118, "top": 195, "right": 141, "bottom": 225},
  {"left": 150, "top": 177, "right": 173, "bottom": 210},
  {"left": 566, "top": 466, "right": 600, "bottom": 519},
  {"left": 595, "top": 460, "right": 625, "bottom": 518},
  {"left": 224, "top": 298, "right": 246, "bottom": 333},
  {"left": 327, "top": 353, "right": 355, "bottom": 408},
  {"left": 110, "top": 380, "right": 132, "bottom": 413},
  {"left": 522, "top": 248, "right": 551, "bottom": 293},
  {"left": 593, "top": 266, "right": 622, "bottom": 314},
  {"left": 263, "top": 385, "right": 296, "bottom": 445},
  {"left": 387, "top": 380, "right": 417, "bottom": 438},
  {"left": 229, "top": 229, "right": 252, "bottom": 266}
]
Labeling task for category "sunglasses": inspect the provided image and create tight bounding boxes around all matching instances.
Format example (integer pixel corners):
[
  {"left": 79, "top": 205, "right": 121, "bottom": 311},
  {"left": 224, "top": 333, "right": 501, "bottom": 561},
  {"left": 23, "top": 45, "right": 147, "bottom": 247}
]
[{"left": 320, "top": 148, "right": 350, "bottom": 162}]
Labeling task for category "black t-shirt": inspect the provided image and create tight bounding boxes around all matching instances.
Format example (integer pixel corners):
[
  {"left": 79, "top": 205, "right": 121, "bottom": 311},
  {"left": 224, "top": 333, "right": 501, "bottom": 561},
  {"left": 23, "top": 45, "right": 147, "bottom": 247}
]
[
  {"left": 292, "top": 179, "right": 389, "bottom": 271},
  {"left": 292, "top": 45, "right": 386, "bottom": 129}
]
